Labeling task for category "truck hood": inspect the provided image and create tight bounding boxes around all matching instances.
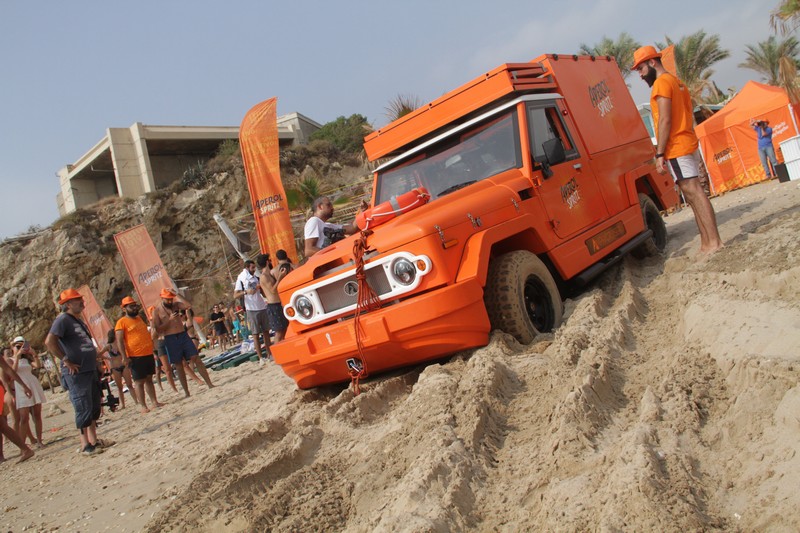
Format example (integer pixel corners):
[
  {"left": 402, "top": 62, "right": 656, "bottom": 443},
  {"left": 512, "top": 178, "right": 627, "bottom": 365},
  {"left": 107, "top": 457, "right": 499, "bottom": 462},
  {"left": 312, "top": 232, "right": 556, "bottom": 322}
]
[{"left": 279, "top": 176, "right": 527, "bottom": 293}]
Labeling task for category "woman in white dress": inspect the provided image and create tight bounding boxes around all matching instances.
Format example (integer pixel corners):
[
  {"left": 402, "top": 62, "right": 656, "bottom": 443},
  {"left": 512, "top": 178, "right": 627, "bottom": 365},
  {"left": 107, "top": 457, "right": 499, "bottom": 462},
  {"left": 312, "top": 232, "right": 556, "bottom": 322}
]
[{"left": 12, "top": 338, "right": 46, "bottom": 448}]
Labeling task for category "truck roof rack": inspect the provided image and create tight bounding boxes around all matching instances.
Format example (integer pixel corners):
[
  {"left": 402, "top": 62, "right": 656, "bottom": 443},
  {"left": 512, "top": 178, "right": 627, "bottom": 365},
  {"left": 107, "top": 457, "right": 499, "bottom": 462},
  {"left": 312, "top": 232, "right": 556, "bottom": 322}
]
[{"left": 364, "top": 62, "right": 556, "bottom": 161}]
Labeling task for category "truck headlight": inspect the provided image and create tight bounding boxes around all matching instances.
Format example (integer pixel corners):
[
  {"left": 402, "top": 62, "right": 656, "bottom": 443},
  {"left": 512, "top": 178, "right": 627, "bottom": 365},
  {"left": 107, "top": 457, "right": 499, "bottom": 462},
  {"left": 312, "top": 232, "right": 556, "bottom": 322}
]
[
  {"left": 391, "top": 258, "right": 416, "bottom": 286},
  {"left": 295, "top": 296, "right": 314, "bottom": 319}
]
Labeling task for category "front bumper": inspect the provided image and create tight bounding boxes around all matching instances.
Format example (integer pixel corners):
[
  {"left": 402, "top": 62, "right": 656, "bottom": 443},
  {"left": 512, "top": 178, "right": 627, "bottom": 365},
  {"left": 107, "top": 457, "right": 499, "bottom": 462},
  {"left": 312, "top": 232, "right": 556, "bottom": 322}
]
[{"left": 271, "top": 279, "right": 490, "bottom": 389}]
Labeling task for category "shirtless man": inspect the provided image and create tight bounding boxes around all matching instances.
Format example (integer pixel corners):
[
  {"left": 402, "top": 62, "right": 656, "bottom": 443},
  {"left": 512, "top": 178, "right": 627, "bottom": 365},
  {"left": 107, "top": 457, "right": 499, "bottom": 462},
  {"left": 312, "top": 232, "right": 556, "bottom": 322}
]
[
  {"left": 257, "top": 253, "right": 289, "bottom": 343},
  {"left": 150, "top": 289, "right": 214, "bottom": 397}
]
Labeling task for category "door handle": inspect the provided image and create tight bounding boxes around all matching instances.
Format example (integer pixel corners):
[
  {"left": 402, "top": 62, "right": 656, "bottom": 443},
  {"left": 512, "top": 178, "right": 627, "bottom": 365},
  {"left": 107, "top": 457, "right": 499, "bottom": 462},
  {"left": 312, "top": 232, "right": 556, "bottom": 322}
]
[{"left": 573, "top": 163, "right": 582, "bottom": 170}]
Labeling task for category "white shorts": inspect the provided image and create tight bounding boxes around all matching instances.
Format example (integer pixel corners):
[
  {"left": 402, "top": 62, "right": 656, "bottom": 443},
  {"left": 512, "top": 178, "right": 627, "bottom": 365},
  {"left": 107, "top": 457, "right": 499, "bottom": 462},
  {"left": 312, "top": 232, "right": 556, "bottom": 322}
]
[{"left": 667, "top": 151, "right": 700, "bottom": 182}]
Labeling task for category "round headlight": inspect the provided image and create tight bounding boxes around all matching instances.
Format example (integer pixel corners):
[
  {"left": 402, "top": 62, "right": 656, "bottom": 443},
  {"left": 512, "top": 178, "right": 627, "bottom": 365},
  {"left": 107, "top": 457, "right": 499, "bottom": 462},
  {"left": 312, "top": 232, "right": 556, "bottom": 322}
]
[
  {"left": 391, "top": 258, "right": 416, "bottom": 286},
  {"left": 295, "top": 296, "right": 314, "bottom": 319}
]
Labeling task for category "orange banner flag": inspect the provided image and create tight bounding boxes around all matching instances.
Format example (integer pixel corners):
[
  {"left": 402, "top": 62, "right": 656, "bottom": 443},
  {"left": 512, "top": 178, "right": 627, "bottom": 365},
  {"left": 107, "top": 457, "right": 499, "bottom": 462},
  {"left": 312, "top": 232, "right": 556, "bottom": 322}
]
[
  {"left": 660, "top": 45, "right": 677, "bottom": 77},
  {"left": 113, "top": 224, "right": 174, "bottom": 311},
  {"left": 239, "top": 97, "right": 298, "bottom": 262},
  {"left": 77, "top": 285, "right": 113, "bottom": 347}
]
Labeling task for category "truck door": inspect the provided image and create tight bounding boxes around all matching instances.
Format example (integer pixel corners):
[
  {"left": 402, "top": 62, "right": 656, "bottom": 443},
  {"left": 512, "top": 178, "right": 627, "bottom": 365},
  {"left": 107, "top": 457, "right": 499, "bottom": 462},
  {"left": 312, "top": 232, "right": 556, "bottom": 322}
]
[{"left": 526, "top": 100, "right": 608, "bottom": 239}]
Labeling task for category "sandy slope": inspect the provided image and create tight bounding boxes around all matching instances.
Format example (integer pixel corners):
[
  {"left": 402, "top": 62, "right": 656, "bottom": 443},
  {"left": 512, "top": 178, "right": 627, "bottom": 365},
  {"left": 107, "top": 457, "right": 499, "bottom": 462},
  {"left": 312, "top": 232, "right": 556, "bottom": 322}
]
[{"left": 2, "top": 180, "right": 799, "bottom": 532}]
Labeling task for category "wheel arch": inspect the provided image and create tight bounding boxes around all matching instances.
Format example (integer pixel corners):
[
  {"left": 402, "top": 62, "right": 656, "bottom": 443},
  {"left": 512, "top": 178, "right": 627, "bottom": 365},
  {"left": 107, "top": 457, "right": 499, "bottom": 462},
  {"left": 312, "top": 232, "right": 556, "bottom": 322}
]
[{"left": 455, "top": 215, "right": 563, "bottom": 289}]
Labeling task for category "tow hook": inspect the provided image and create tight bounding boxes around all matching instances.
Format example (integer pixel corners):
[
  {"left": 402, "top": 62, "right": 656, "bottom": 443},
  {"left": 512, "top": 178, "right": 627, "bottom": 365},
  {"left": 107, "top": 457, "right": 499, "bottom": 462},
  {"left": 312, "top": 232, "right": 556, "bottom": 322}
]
[{"left": 346, "top": 358, "right": 364, "bottom": 373}]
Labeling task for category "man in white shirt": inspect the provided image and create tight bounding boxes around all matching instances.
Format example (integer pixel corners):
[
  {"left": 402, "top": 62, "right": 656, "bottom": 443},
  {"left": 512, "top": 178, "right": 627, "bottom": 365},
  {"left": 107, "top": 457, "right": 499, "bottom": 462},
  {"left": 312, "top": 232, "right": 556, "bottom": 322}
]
[
  {"left": 303, "top": 196, "right": 363, "bottom": 258},
  {"left": 233, "top": 260, "right": 271, "bottom": 365}
]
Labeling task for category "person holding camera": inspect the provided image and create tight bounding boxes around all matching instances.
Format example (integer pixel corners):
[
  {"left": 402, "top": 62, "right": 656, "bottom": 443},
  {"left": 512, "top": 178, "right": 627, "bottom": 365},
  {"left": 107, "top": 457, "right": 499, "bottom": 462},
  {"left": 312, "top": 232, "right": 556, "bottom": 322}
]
[
  {"left": 751, "top": 118, "right": 778, "bottom": 179},
  {"left": 11, "top": 337, "right": 47, "bottom": 448},
  {"left": 303, "top": 196, "right": 365, "bottom": 258},
  {"left": 0, "top": 349, "right": 35, "bottom": 462}
]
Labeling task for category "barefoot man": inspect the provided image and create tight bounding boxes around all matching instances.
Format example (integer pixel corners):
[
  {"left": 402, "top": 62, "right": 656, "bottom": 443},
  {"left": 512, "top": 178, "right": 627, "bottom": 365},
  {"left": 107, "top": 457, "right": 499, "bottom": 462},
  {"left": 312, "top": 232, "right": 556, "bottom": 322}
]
[
  {"left": 115, "top": 296, "right": 163, "bottom": 413},
  {"left": 151, "top": 289, "right": 214, "bottom": 397},
  {"left": 632, "top": 45, "right": 723, "bottom": 255},
  {"left": 260, "top": 253, "right": 290, "bottom": 343}
]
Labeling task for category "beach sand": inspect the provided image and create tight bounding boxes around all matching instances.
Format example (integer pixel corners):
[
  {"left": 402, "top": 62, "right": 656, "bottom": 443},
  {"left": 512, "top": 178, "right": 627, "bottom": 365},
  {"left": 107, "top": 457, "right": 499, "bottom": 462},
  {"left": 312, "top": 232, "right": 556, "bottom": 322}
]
[{"left": 2, "top": 179, "right": 799, "bottom": 532}]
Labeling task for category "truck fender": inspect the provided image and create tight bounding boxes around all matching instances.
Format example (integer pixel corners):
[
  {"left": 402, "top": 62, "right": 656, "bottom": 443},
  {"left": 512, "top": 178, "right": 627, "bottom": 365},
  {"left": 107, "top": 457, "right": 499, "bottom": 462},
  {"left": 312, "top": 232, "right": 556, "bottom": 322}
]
[
  {"left": 628, "top": 165, "right": 678, "bottom": 210},
  {"left": 624, "top": 164, "right": 657, "bottom": 205},
  {"left": 455, "top": 213, "right": 547, "bottom": 287}
]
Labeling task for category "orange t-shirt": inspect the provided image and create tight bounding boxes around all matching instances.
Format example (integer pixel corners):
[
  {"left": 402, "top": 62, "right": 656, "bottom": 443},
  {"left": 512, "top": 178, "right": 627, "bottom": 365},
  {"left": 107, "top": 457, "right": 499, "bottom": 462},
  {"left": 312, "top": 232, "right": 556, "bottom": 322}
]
[
  {"left": 650, "top": 72, "right": 698, "bottom": 159},
  {"left": 115, "top": 315, "right": 154, "bottom": 357}
]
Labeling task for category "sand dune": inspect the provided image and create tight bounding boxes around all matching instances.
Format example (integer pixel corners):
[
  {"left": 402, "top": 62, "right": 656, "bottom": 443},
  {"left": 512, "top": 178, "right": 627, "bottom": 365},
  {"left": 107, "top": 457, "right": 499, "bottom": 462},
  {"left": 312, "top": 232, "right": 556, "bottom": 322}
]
[{"left": 2, "top": 180, "right": 798, "bottom": 532}]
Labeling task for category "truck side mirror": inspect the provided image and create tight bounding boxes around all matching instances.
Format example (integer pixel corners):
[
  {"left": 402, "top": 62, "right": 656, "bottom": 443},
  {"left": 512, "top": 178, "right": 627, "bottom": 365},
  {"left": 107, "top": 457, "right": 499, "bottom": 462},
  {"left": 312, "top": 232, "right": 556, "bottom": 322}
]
[{"left": 542, "top": 138, "right": 566, "bottom": 166}]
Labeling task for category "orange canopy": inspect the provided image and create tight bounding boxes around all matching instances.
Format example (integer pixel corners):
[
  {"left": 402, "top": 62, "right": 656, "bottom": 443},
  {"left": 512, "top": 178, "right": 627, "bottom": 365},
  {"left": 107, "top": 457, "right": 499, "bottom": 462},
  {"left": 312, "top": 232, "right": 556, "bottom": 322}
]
[{"left": 695, "top": 81, "right": 800, "bottom": 194}]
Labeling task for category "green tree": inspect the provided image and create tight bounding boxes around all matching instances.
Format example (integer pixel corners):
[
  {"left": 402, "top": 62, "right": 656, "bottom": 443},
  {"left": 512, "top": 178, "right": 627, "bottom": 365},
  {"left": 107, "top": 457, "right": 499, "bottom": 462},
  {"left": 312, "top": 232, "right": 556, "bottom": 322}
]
[
  {"left": 740, "top": 35, "right": 800, "bottom": 86},
  {"left": 657, "top": 30, "right": 730, "bottom": 103},
  {"left": 385, "top": 94, "right": 423, "bottom": 122},
  {"left": 578, "top": 32, "right": 641, "bottom": 80},
  {"left": 310, "top": 114, "right": 373, "bottom": 154},
  {"left": 285, "top": 175, "right": 320, "bottom": 211},
  {"left": 771, "top": 0, "right": 800, "bottom": 34}
]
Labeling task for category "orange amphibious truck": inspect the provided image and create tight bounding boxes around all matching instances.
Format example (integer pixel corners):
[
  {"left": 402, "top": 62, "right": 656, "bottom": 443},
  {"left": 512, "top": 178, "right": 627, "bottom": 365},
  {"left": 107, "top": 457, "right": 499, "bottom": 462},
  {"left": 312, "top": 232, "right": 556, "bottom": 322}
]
[{"left": 271, "top": 54, "right": 678, "bottom": 389}]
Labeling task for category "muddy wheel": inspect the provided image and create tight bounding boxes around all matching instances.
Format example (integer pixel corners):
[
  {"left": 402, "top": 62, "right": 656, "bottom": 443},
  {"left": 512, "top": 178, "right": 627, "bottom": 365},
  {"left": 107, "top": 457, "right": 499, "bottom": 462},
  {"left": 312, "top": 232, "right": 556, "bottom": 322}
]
[
  {"left": 632, "top": 193, "right": 667, "bottom": 258},
  {"left": 484, "top": 251, "right": 563, "bottom": 344}
]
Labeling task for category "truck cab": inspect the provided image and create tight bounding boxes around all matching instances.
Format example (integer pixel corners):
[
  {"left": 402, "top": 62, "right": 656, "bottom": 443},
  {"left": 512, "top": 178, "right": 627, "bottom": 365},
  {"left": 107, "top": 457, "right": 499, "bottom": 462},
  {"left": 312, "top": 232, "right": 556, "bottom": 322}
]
[{"left": 271, "top": 54, "right": 678, "bottom": 389}]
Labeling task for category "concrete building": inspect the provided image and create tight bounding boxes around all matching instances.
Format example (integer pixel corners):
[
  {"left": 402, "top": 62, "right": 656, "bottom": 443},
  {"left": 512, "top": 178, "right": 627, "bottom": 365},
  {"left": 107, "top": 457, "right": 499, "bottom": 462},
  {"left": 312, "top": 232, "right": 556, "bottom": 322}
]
[{"left": 57, "top": 112, "right": 321, "bottom": 215}]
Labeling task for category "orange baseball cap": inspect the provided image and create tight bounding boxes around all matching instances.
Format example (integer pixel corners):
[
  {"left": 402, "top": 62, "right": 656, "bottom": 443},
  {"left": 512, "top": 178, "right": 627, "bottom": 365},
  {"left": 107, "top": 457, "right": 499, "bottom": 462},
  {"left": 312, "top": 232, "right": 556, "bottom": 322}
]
[
  {"left": 58, "top": 288, "right": 83, "bottom": 305},
  {"left": 631, "top": 45, "right": 661, "bottom": 70},
  {"left": 121, "top": 296, "right": 137, "bottom": 307},
  {"left": 160, "top": 288, "right": 177, "bottom": 299}
]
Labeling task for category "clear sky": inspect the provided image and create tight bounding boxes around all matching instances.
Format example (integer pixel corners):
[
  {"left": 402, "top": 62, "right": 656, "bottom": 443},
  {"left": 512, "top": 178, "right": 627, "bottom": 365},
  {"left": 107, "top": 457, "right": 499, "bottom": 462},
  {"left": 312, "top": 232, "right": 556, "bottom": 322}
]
[{"left": 0, "top": 0, "right": 777, "bottom": 239}]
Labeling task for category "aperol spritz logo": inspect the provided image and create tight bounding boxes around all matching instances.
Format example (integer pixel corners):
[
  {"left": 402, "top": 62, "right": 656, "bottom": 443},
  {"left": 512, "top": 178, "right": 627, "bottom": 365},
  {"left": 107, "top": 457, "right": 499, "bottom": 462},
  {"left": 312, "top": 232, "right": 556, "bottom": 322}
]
[
  {"left": 589, "top": 79, "right": 614, "bottom": 117},
  {"left": 254, "top": 193, "right": 286, "bottom": 217},
  {"left": 138, "top": 264, "right": 164, "bottom": 286},
  {"left": 561, "top": 177, "right": 581, "bottom": 209}
]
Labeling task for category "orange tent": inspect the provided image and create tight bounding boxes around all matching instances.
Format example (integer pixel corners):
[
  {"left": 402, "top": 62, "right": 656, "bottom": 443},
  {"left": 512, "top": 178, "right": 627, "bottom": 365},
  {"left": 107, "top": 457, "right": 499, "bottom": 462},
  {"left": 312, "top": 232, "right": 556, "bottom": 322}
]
[{"left": 695, "top": 81, "right": 800, "bottom": 194}]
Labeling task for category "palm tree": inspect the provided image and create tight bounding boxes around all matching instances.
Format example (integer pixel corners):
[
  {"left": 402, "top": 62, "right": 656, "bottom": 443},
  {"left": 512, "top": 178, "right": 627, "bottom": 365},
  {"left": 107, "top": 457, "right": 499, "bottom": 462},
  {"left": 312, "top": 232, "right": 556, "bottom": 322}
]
[
  {"left": 385, "top": 94, "right": 423, "bottom": 122},
  {"left": 578, "top": 32, "right": 641, "bottom": 81},
  {"left": 771, "top": 0, "right": 800, "bottom": 34},
  {"left": 657, "top": 30, "right": 730, "bottom": 103},
  {"left": 285, "top": 175, "right": 321, "bottom": 212},
  {"left": 779, "top": 55, "right": 800, "bottom": 105},
  {"left": 740, "top": 36, "right": 800, "bottom": 86}
]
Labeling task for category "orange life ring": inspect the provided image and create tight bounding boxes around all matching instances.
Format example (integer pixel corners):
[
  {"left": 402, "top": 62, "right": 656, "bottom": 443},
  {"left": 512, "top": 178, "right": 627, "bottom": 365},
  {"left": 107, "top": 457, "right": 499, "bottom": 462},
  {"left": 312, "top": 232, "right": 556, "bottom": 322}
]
[{"left": 355, "top": 187, "right": 430, "bottom": 230}]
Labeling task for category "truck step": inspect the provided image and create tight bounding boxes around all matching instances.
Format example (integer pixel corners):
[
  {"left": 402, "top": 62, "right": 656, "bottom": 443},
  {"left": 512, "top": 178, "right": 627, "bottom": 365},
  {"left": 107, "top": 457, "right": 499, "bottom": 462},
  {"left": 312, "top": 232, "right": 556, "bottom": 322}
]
[{"left": 572, "top": 229, "right": 653, "bottom": 286}]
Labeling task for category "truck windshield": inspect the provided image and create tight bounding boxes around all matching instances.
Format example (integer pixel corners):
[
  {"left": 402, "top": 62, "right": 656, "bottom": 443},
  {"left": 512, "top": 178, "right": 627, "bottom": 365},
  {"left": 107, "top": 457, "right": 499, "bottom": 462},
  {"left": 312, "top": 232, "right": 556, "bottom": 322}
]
[{"left": 375, "top": 111, "right": 521, "bottom": 203}]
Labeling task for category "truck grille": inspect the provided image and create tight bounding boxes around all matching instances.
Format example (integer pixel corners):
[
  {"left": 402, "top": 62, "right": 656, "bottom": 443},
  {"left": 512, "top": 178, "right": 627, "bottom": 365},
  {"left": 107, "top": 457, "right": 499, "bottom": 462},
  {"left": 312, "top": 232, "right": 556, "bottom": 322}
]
[{"left": 316, "top": 267, "right": 393, "bottom": 314}]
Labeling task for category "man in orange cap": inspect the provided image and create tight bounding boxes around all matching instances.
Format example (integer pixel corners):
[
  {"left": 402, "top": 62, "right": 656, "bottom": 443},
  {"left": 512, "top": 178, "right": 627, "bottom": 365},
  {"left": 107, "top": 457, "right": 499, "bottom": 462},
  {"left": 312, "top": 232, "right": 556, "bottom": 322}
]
[
  {"left": 632, "top": 45, "right": 723, "bottom": 255},
  {"left": 44, "top": 288, "right": 112, "bottom": 455},
  {"left": 116, "top": 296, "right": 163, "bottom": 413},
  {"left": 150, "top": 288, "right": 214, "bottom": 397}
]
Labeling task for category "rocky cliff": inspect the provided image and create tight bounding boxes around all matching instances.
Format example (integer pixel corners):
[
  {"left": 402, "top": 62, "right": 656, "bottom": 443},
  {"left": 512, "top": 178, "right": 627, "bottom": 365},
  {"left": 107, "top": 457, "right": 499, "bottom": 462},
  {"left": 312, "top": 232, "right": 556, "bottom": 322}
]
[{"left": 0, "top": 150, "right": 371, "bottom": 347}]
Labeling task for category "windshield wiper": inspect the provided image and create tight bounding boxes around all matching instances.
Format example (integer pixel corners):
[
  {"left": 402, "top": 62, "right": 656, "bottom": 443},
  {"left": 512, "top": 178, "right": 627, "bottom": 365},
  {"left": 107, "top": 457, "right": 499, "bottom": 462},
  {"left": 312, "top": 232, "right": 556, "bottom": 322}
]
[{"left": 437, "top": 181, "right": 477, "bottom": 197}]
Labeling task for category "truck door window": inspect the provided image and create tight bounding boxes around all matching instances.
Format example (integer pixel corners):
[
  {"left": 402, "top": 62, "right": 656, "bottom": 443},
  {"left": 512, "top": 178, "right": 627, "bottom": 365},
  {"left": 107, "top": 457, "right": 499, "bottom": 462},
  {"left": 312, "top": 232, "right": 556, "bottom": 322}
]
[
  {"left": 375, "top": 111, "right": 521, "bottom": 203},
  {"left": 527, "top": 103, "right": 578, "bottom": 165}
]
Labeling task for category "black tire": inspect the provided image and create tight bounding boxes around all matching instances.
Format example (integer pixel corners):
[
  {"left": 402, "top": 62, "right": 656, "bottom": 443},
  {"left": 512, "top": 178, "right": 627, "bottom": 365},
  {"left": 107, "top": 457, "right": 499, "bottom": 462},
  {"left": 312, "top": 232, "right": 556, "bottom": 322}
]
[
  {"left": 632, "top": 193, "right": 667, "bottom": 258},
  {"left": 484, "top": 251, "right": 563, "bottom": 344}
]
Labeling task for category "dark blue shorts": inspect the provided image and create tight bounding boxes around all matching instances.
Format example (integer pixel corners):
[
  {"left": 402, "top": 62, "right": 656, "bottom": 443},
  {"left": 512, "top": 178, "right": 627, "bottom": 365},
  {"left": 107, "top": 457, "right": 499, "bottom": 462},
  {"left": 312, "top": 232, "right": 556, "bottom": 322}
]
[
  {"left": 64, "top": 371, "right": 102, "bottom": 429},
  {"left": 129, "top": 355, "right": 156, "bottom": 381},
  {"left": 267, "top": 303, "right": 288, "bottom": 332},
  {"left": 163, "top": 332, "right": 198, "bottom": 365}
]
